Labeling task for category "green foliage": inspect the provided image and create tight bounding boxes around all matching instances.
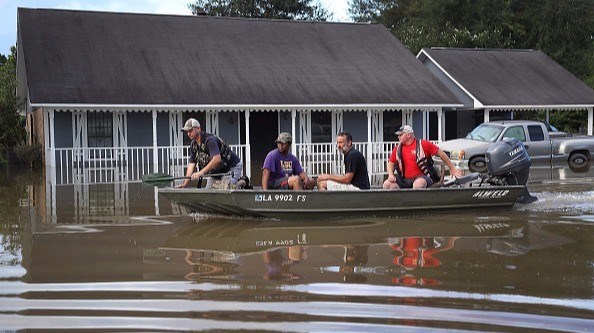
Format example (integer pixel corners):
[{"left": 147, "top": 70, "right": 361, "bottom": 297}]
[
  {"left": 349, "top": 0, "right": 594, "bottom": 86},
  {"left": 189, "top": 0, "right": 330, "bottom": 20},
  {"left": 349, "top": 0, "right": 594, "bottom": 131},
  {"left": 0, "top": 46, "right": 25, "bottom": 149},
  {"left": 13, "top": 143, "right": 42, "bottom": 168}
]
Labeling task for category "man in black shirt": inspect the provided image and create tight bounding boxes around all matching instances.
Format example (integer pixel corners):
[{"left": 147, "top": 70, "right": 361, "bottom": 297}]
[
  {"left": 317, "top": 132, "right": 370, "bottom": 191},
  {"left": 178, "top": 118, "right": 243, "bottom": 188}
]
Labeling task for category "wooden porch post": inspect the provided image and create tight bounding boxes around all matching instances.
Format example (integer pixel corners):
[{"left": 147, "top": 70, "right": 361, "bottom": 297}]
[
  {"left": 366, "top": 109, "right": 372, "bottom": 180},
  {"left": 245, "top": 110, "right": 251, "bottom": 178},
  {"left": 291, "top": 109, "right": 296, "bottom": 155},
  {"left": 545, "top": 110, "right": 550, "bottom": 124},
  {"left": 588, "top": 107, "right": 594, "bottom": 135},
  {"left": 152, "top": 110, "right": 158, "bottom": 173},
  {"left": 483, "top": 109, "right": 490, "bottom": 123},
  {"left": 437, "top": 108, "right": 445, "bottom": 143}
]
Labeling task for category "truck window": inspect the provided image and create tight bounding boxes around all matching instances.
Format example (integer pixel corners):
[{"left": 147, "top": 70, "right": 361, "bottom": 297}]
[
  {"left": 502, "top": 126, "right": 526, "bottom": 142},
  {"left": 527, "top": 125, "right": 545, "bottom": 141}
]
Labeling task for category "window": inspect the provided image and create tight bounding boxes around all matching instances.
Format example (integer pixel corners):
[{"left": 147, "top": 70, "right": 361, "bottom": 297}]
[
  {"left": 87, "top": 112, "right": 113, "bottom": 147},
  {"left": 311, "top": 112, "right": 332, "bottom": 143},
  {"left": 527, "top": 125, "right": 545, "bottom": 141},
  {"left": 502, "top": 126, "right": 526, "bottom": 142}
]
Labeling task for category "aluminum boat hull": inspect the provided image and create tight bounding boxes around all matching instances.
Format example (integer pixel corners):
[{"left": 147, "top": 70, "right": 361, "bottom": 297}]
[{"left": 159, "top": 185, "right": 526, "bottom": 220}]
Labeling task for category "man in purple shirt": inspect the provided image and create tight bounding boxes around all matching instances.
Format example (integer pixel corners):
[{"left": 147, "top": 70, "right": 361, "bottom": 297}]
[{"left": 262, "top": 132, "right": 316, "bottom": 190}]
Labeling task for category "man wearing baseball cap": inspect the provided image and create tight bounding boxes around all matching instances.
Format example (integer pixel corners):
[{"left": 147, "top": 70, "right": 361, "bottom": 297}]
[
  {"left": 383, "top": 125, "right": 462, "bottom": 189},
  {"left": 178, "top": 118, "right": 243, "bottom": 188},
  {"left": 261, "top": 132, "right": 316, "bottom": 190}
]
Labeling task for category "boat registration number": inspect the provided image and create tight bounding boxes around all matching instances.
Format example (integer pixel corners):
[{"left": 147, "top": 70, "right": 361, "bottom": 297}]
[{"left": 255, "top": 194, "right": 307, "bottom": 202}]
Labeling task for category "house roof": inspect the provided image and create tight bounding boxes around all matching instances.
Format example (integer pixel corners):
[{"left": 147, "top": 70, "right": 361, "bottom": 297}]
[
  {"left": 17, "top": 8, "right": 461, "bottom": 109},
  {"left": 419, "top": 48, "right": 594, "bottom": 109}
]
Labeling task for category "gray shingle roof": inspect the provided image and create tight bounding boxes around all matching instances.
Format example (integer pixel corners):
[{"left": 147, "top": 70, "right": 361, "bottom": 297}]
[
  {"left": 18, "top": 8, "right": 461, "bottom": 107},
  {"left": 421, "top": 48, "right": 594, "bottom": 107}
]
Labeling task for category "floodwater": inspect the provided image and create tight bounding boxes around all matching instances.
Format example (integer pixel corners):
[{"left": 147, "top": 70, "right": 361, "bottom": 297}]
[{"left": 1, "top": 163, "right": 593, "bottom": 332}]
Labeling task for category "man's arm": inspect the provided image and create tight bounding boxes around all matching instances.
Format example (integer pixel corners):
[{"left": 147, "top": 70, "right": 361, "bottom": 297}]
[
  {"left": 317, "top": 172, "right": 354, "bottom": 184},
  {"left": 191, "top": 154, "right": 222, "bottom": 179},
  {"left": 386, "top": 161, "right": 396, "bottom": 182},
  {"left": 436, "top": 150, "right": 463, "bottom": 178},
  {"left": 178, "top": 162, "right": 197, "bottom": 188},
  {"left": 262, "top": 168, "right": 271, "bottom": 190}
]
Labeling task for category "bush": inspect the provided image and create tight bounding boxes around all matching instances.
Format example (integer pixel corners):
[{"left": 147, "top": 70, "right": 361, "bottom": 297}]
[{"left": 13, "top": 144, "right": 42, "bottom": 168}]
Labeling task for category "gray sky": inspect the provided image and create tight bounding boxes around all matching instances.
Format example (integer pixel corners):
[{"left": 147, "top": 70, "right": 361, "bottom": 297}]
[{"left": 0, "top": 0, "right": 351, "bottom": 56}]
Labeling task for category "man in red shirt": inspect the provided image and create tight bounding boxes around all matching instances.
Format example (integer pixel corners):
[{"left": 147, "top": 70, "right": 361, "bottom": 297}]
[{"left": 383, "top": 125, "right": 463, "bottom": 189}]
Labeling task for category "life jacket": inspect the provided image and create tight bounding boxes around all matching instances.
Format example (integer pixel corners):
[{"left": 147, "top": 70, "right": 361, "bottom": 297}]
[
  {"left": 191, "top": 132, "right": 233, "bottom": 173},
  {"left": 395, "top": 139, "right": 440, "bottom": 182}
]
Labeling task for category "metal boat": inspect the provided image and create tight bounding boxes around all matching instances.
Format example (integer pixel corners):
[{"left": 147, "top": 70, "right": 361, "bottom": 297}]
[
  {"left": 159, "top": 185, "right": 526, "bottom": 220},
  {"left": 160, "top": 137, "right": 535, "bottom": 220}
]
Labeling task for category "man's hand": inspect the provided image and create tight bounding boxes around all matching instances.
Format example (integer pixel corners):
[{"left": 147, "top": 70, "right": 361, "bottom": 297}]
[
  {"left": 387, "top": 174, "right": 396, "bottom": 183},
  {"left": 317, "top": 174, "right": 329, "bottom": 182},
  {"left": 450, "top": 167, "right": 463, "bottom": 178},
  {"left": 191, "top": 171, "right": 203, "bottom": 180}
]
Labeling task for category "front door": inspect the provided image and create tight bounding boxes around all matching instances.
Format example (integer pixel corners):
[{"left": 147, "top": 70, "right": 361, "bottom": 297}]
[{"left": 249, "top": 112, "right": 279, "bottom": 187}]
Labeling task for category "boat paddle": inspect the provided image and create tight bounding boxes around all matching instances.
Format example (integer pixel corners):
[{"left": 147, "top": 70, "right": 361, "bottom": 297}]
[{"left": 142, "top": 172, "right": 231, "bottom": 185}]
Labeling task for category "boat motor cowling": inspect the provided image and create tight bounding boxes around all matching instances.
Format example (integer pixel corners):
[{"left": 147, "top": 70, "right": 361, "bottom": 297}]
[
  {"left": 484, "top": 138, "right": 536, "bottom": 203},
  {"left": 485, "top": 138, "right": 531, "bottom": 185}
]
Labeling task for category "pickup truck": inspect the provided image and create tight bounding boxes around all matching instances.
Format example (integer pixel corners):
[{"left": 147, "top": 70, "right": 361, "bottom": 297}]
[{"left": 438, "top": 120, "right": 594, "bottom": 173}]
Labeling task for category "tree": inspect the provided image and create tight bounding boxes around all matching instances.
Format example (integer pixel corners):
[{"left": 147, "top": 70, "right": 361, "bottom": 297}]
[
  {"left": 349, "top": 0, "right": 594, "bottom": 132},
  {"left": 189, "top": 0, "right": 330, "bottom": 21},
  {"left": 0, "top": 46, "right": 25, "bottom": 150}
]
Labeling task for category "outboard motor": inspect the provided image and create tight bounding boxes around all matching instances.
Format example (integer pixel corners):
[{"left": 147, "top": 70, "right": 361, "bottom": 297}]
[{"left": 485, "top": 138, "right": 537, "bottom": 203}]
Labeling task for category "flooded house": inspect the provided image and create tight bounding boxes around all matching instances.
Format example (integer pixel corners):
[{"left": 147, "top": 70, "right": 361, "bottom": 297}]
[{"left": 17, "top": 7, "right": 462, "bottom": 187}]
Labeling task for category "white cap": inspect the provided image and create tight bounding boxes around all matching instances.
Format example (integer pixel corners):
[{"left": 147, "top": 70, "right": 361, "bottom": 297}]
[
  {"left": 395, "top": 125, "right": 414, "bottom": 135},
  {"left": 181, "top": 118, "right": 201, "bottom": 132}
]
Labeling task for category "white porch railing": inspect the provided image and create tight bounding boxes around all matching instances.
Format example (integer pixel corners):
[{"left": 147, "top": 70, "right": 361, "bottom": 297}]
[
  {"left": 53, "top": 145, "right": 247, "bottom": 185},
  {"left": 52, "top": 142, "right": 398, "bottom": 185},
  {"left": 295, "top": 141, "right": 398, "bottom": 177}
]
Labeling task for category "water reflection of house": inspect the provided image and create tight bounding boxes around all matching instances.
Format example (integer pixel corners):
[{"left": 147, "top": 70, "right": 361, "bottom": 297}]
[{"left": 17, "top": 8, "right": 463, "bottom": 186}]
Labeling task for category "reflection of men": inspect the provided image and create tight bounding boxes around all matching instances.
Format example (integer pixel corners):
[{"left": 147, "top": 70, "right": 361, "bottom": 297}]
[
  {"left": 384, "top": 125, "right": 462, "bottom": 189},
  {"left": 317, "top": 132, "right": 370, "bottom": 191},
  {"left": 178, "top": 118, "right": 243, "bottom": 188},
  {"left": 339, "top": 245, "right": 368, "bottom": 283},
  {"left": 262, "top": 132, "right": 316, "bottom": 190},
  {"left": 262, "top": 247, "right": 305, "bottom": 281}
]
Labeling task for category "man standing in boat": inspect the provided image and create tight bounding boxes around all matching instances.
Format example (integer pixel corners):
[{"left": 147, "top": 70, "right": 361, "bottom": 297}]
[
  {"left": 317, "top": 132, "right": 370, "bottom": 191},
  {"left": 383, "top": 125, "right": 462, "bottom": 190},
  {"left": 178, "top": 118, "right": 243, "bottom": 188},
  {"left": 262, "top": 132, "right": 316, "bottom": 190}
]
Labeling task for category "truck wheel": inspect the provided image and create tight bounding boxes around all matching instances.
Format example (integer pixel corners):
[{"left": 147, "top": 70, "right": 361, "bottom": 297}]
[
  {"left": 469, "top": 156, "right": 488, "bottom": 173},
  {"left": 568, "top": 152, "right": 590, "bottom": 173}
]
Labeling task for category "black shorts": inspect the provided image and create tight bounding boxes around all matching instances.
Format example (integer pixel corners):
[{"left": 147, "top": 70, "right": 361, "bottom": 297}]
[
  {"left": 398, "top": 175, "right": 433, "bottom": 188},
  {"left": 271, "top": 177, "right": 290, "bottom": 189}
]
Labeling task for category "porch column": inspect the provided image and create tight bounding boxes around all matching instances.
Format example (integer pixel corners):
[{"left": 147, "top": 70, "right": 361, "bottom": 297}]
[
  {"left": 45, "top": 108, "right": 56, "bottom": 167},
  {"left": 483, "top": 109, "right": 490, "bottom": 123},
  {"left": 366, "top": 109, "right": 372, "bottom": 180},
  {"left": 437, "top": 108, "right": 445, "bottom": 143},
  {"left": 545, "top": 110, "right": 550, "bottom": 124},
  {"left": 588, "top": 107, "right": 594, "bottom": 135},
  {"left": 152, "top": 110, "right": 158, "bottom": 173},
  {"left": 291, "top": 109, "right": 296, "bottom": 155},
  {"left": 245, "top": 110, "right": 251, "bottom": 178},
  {"left": 422, "top": 111, "right": 428, "bottom": 140}
]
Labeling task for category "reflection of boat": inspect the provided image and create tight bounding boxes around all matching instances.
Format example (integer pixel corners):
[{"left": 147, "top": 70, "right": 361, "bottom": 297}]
[
  {"left": 162, "top": 217, "right": 527, "bottom": 255},
  {"left": 159, "top": 185, "right": 526, "bottom": 220}
]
